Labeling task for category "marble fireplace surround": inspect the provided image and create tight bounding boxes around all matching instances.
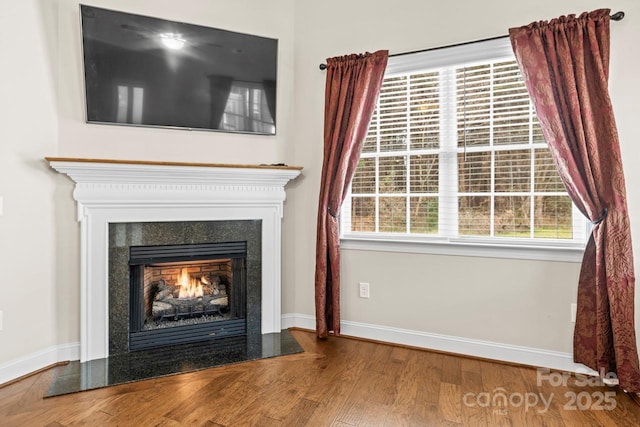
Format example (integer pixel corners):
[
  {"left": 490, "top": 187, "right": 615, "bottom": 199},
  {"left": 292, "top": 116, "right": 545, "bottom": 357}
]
[{"left": 47, "top": 157, "right": 301, "bottom": 362}]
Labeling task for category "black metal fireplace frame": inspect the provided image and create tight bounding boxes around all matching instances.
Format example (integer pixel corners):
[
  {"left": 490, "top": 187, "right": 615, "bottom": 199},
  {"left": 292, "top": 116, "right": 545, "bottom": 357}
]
[{"left": 128, "top": 241, "right": 247, "bottom": 351}]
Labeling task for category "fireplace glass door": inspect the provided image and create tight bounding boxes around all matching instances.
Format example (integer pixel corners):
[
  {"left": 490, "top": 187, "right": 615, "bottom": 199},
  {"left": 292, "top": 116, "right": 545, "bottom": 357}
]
[{"left": 128, "top": 242, "right": 247, "bottom": 350}]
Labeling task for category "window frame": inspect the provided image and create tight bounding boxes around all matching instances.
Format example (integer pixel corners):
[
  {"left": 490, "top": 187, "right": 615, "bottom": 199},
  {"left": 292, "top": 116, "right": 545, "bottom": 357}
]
[{"left": 340, "top": 37, "right": 587, "bottom": 262}]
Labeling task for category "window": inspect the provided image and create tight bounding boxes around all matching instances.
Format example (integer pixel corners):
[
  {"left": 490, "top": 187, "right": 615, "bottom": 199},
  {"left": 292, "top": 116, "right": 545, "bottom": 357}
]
[
  {"left": 116, "top": 85, "right": 144, "bottom": 124},
  {"left": 222, "top": 82, "right": 275, "bottom": 134},
  {"left": 341, "top": 38, "right": 587, "bottom": 260}
]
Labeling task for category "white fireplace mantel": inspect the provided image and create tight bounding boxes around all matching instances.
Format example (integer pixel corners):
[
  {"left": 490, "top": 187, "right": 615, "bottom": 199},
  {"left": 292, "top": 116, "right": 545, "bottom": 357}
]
[{"left": 47, "top": 158, "right": 301, "bottom": 362}]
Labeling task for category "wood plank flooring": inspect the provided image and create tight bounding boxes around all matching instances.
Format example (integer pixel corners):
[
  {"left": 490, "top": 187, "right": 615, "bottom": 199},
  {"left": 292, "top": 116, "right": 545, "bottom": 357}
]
[{"left": 1, "top": 329, "right": 640, "bottom": 426}]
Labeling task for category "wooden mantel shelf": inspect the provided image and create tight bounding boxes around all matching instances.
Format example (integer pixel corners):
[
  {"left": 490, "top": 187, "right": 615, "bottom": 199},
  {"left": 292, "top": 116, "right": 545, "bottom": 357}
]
[
  {"left": 46, "top": 156, "right": 302, "bottom": 189},
  {"left": 45, "top": 157, "right": 303, "bottom": 171}
]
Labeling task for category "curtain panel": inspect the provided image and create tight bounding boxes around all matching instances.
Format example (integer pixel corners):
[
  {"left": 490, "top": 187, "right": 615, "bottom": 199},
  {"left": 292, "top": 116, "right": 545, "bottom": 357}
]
[
  {"left": 314, "top": 50, "right": 388, "bottom": 338},
  {"left": 509, "top": 9, "right": 640, "bottom": 392}
]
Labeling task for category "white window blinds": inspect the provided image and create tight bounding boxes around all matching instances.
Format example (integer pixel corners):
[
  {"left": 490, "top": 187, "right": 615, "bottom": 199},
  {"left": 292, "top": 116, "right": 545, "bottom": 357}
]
[{"left": 342, "top": 37, "right": 586, "bottom": 245}]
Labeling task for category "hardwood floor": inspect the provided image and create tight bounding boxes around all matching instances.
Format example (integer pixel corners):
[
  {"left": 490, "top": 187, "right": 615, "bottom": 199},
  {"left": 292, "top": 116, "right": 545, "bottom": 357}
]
[{"left": 1, "top": 329, "right": 640, "bottom": 426}]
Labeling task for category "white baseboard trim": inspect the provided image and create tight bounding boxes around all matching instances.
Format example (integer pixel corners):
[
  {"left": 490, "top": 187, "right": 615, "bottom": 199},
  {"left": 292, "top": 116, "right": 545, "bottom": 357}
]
[
  {"left": 281, "top": 313, "right": 316, "bottom": 330},
  {"left": 281, "top": 313, "right": 596, "bottom": 375},
  {"left": 0, "top": 342, "right": 80, "bottom": 387},
  {"left": 1, "top": 316, "right": 597, "bottom": 387}
]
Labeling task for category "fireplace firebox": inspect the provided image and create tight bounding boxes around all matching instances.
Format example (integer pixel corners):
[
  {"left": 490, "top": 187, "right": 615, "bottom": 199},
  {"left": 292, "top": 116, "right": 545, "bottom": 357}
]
[{"left": 128, "top": 242, "right": 248, "bottom": 351}]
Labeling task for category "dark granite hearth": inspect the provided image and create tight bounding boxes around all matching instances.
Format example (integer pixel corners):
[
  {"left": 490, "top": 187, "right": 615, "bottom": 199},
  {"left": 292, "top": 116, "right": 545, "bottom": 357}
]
[{"left": 45, "top": 330, "right": 302, "bottom": 398}]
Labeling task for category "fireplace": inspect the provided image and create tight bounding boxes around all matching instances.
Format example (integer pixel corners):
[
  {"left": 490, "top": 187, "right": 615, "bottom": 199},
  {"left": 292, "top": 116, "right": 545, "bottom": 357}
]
[
  {"left": 47, "top": 158, "right": 301, "bottom": 362},
  {"left": 128, "top": 241, "right": 248, "bottom": 350}
]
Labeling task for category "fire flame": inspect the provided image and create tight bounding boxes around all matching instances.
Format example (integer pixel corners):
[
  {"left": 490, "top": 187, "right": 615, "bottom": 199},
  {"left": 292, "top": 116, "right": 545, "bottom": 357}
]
[{"left": 177, "top": 268, "right": 204, "bottom": 299}]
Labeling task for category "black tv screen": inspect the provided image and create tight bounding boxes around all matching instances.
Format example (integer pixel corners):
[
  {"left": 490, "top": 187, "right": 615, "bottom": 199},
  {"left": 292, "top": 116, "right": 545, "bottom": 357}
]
[{"left": 80, "top": 5, "right": 277, "bottom": 135}]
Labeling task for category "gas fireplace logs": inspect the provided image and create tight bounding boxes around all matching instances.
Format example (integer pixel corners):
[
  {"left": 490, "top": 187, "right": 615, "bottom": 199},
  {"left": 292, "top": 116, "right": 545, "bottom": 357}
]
[{"left": 150, "top": 270, "right": 230, "bottom": 322}]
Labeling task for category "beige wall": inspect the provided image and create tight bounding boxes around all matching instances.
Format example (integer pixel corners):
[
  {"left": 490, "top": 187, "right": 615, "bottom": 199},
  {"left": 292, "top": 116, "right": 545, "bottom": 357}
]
[
  {"left": 0, "top": 0, "right": 63, "bottom": 363},
  {"left": 288, "top": 0, "right": 640, "bottom": 354}
]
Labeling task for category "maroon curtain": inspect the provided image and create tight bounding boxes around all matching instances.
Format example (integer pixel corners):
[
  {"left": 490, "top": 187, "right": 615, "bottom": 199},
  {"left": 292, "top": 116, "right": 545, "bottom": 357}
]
[
  {"left": 315, "top": 50, "right": 388, "bottom": 338},
  {"left": 510, "top": 9, "right": 640, "bottom": 392},
  {"left": 207, "top": 75, "right": 233, "bottom": 129}
]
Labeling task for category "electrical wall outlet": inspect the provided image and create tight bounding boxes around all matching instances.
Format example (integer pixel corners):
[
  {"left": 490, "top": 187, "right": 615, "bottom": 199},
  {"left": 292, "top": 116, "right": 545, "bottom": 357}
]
[
  {"left": 571, "top": 303, "right": 577, "bottom": 323},
  {"left": 359, "top": 282, "right": 370, "bottom": 298}
]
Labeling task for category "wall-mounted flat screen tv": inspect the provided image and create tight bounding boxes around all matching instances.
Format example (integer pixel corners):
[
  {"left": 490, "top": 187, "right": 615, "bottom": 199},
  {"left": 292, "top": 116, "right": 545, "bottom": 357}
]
[{"left": 80, "top": 5, "right": 277, "bottom": 135}]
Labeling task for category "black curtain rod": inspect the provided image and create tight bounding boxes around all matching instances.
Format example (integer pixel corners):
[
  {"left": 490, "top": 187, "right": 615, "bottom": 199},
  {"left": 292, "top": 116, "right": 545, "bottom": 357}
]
[{"left": 318, "top": 11, "right": 625, "bottom": 70}]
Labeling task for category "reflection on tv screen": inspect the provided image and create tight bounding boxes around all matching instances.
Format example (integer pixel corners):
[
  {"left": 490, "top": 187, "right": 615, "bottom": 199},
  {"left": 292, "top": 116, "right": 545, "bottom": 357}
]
[{"left": 81, "top": 5, "right": 278, "bottom": 135}]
